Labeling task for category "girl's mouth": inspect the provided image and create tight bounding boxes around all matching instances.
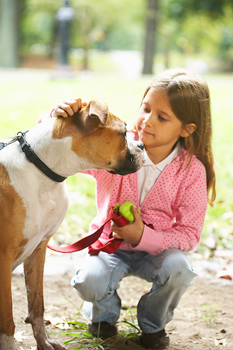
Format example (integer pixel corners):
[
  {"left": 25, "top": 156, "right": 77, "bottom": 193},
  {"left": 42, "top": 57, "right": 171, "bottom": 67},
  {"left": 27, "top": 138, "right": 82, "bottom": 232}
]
[{"left": 141, "top": 128, "right": 154, "bottom": 137}]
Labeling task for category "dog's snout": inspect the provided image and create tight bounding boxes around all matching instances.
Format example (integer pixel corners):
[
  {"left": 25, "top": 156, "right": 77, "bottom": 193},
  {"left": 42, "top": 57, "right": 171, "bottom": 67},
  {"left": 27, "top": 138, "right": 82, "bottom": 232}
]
[{"left": 137, "top": 142, "right": 144, "bottom": 151}]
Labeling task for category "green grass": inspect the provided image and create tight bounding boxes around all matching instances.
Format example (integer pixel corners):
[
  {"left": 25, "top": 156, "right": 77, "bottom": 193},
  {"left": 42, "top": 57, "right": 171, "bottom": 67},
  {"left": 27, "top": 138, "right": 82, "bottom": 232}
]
[
  {"left": 1, "top": 69, "right": 233, "bottom": 254},
  {"left": 50, "top": 305, "right": 141, "bottom": 349}
]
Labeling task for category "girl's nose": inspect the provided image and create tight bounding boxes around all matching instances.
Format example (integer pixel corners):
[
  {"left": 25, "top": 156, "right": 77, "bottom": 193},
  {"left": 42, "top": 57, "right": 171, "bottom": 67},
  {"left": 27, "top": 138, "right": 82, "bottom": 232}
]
[{"left": 143, "top": 113, "right": 153, "bottom": 127}]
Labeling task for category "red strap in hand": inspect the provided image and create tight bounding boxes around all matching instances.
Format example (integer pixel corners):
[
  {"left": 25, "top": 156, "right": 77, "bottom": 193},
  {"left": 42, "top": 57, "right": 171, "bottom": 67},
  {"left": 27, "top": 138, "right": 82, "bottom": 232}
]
[{"left": 47, "top": 211, "right": 129, "bottom": 254}]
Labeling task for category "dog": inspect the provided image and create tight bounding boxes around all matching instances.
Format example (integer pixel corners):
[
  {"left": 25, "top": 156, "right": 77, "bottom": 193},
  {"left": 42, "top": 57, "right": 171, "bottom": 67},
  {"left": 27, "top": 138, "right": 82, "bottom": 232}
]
[{"left": 0, "top": 100, "right": 145, "bottom": 350}]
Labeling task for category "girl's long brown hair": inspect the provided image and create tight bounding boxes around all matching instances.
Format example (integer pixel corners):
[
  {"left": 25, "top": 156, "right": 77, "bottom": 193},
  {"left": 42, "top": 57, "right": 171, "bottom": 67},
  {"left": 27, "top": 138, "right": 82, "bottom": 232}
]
[{"left": 143, "top": 69, "right": 216, "bottom": 205}]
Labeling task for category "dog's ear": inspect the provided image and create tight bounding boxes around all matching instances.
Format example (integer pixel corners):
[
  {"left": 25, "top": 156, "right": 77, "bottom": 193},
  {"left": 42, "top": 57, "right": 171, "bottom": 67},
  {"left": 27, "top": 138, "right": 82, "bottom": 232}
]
[
  {"left": 73, "top": 100, "right": 109, "bottom": 135},
  {"left": 88, "top": 100, "right": 109, "bottom": 127}
]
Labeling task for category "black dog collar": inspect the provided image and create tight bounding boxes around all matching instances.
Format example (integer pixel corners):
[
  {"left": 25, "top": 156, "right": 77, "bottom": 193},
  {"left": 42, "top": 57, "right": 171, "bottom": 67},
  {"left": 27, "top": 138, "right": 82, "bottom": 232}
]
[{"left": 17, "top": 131, "right": 67, "bottom": 183}]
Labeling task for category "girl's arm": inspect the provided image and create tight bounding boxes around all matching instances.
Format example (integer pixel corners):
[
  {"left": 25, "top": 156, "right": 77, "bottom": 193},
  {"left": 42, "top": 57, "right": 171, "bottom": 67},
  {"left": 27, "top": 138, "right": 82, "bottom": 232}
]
[{"left": 134, "top": 164, "right": 207, "bottom": 255}]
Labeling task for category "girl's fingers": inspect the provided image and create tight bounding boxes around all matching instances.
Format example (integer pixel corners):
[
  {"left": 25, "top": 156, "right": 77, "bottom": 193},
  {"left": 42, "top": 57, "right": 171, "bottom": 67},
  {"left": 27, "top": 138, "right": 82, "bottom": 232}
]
[
  {"left": 55, "top": 106, "right": 71, "bottom": 118},
  {"left": 54, "top": 98, "right": 88, "bottom": 118},
  {"left": 75, "top": 98, "right": 88, "bottom": 109}
]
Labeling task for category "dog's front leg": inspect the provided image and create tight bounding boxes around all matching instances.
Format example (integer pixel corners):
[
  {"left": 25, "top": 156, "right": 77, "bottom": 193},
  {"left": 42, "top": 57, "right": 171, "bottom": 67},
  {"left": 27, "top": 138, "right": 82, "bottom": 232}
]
[
  {"left": 0, "top": 256, "right": 15, "bottom": 350},
  {"left": 24, "top": 238, "right": 67, "bottom": 350}
]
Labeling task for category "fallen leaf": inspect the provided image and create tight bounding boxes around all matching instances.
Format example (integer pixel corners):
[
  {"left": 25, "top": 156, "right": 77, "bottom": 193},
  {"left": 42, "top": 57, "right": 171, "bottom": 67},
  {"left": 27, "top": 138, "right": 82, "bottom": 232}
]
[
  {"left": 44, "top": 316, "right": 69, "bottom": 330},
  {"left": 219, "top": 275, "right": 232, "bottom": 280},
  {"left": 192, "top": 334, "right": 202, "bottom": 339}
]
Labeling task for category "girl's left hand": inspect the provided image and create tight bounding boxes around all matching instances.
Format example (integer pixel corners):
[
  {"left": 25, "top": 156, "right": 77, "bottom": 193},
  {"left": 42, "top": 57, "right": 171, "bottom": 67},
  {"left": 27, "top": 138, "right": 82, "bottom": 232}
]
[{"left": 111, "top": 206, "right": 144, "bottom": 245}]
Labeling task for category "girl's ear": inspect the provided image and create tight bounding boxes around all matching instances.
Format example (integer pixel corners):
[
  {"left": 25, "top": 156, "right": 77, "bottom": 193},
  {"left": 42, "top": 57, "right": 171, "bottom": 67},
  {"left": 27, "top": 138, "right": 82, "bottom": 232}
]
[{"left": 180, "top": 123, "right": 197, "bottom": 138}]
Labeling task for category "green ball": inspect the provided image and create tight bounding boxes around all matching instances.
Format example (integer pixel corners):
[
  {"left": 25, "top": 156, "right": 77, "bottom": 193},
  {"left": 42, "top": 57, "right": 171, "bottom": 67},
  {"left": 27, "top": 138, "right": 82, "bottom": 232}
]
[{"left": 119, "top": 201, "right": 135, "bottom": 222}]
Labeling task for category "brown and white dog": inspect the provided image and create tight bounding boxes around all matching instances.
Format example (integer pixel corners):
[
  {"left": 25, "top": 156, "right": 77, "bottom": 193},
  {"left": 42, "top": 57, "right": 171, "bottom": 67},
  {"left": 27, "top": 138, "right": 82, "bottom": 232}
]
[{"left": 0, "top": 100, "right": 145, "bottom": 350}]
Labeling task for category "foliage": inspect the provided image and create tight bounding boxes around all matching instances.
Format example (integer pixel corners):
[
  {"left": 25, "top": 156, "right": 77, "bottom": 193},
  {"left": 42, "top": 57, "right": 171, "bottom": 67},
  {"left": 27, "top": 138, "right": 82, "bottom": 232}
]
[
  {"left": 167, "top": 0, "right": 227, "bottom": 17},
  {"left": 20, "top": 0, "right": 145, "bottom": 55},
  {"left": 217, "top": 6, "right": 233, "bottom": 70},
  {"left": 16, "top": 0, "right": 233, "bottom": 72},
  {"left": 71, "top": 0, "right": 144, "bottom": 50},
  {"left": 160, "top": 0, "right": 233, "bottom": 71}
]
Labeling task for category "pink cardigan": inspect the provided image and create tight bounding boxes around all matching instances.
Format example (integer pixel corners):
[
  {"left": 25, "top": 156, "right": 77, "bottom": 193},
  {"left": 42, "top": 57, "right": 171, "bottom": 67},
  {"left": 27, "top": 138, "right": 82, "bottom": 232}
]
[{"left": 84, "top": 149, "right": 207, "bottom": 255}]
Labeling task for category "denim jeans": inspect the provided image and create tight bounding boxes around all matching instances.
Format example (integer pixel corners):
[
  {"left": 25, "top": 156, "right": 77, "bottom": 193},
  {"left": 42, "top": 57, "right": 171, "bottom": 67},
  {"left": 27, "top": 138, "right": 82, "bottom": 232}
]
[{"left": 71, "top": 248, "right": 197, "bottom": 333}]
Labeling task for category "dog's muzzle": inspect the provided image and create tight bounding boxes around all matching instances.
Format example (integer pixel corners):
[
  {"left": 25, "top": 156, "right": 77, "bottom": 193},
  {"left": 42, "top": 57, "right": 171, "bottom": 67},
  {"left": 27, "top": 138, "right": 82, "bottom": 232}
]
[{"left": 109, "top": 141, "right": 146, "bottom": 175}]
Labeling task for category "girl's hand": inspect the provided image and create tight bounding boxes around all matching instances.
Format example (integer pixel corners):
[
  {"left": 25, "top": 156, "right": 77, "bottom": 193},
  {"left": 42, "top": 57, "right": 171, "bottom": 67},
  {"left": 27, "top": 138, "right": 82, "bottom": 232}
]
[
  {"left": 111, "top": 206, "right": 144, "bottom": 245},
  {"left": 51, "top": 98, "right": 87, "bottom": 118}
]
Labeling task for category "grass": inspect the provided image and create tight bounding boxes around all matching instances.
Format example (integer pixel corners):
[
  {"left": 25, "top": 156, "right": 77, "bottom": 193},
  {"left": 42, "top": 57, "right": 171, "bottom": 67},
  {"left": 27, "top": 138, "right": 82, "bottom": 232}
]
[
  {"left": 201, "top": 303, "right": 219, "bottom": 324},
  {"left": 50, "top": 304, "right": 141, "bottom": 349}
]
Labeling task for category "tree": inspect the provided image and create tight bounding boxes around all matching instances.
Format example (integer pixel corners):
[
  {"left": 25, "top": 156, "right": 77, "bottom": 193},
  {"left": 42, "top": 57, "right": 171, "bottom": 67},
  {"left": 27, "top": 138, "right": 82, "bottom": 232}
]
[
  {"left": 167, "top": 0, "right": 228, "bottom": 18},
  {"left": 0, "top": 0, "right": 21, "bottom": 67},
  {"left": 71, "top": 0, "right": 144, "bottom": 71},
  {"left": 142, "top": 0, "right": 159, "bottom": 75},
  {"left": 166, "top": 0, "right": 233, "bottom": 70}
]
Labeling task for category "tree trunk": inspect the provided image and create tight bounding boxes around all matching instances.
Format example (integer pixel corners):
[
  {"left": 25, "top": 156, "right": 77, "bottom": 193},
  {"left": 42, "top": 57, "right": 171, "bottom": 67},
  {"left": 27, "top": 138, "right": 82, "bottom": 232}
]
[
  {"left": 142, "top": 0, "right": 159, "bottom": 75},
  {"left": 0, "top": 0, "right": 20, "bottom": 67}
]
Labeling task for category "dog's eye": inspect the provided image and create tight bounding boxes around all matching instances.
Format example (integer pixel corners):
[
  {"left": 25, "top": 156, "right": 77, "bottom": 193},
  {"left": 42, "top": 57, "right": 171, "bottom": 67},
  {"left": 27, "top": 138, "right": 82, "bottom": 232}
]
[
  {"left": 120, "top": 124, "right": 127, "bottom": 138},
  {"left": 120, "top": 131, "right": 127, "bottom": 140}
]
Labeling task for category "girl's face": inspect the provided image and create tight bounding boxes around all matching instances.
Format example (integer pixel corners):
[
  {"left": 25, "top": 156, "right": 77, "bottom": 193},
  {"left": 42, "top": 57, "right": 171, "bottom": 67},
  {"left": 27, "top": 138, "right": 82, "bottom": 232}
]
[{"left": 136, "top": 88, "right": 189, "bottom": 162}]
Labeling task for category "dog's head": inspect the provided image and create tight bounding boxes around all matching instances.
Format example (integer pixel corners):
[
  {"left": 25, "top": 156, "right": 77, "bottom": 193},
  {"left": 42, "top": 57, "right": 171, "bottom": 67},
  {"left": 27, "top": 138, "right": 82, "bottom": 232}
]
[{"left": 52, "top": 100, "right": 146, "bottom": 175}]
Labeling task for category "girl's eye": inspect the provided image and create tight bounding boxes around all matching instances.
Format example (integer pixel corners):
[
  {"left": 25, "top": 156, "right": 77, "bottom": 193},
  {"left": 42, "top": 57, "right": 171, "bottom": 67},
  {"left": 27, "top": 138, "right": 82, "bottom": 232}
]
[
  {"left": 159, "top": 115, "right": 167, "bottom": 122},
  {"left": 144, "top": 107, "right": 150, "bottom": 113}
]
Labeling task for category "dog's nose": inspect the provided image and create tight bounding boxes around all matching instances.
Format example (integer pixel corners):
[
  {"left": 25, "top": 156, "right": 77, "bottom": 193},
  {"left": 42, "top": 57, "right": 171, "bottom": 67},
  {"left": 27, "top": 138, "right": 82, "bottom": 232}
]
[{"left": 137, "top": 142, "right": 145, "bottom": 151}]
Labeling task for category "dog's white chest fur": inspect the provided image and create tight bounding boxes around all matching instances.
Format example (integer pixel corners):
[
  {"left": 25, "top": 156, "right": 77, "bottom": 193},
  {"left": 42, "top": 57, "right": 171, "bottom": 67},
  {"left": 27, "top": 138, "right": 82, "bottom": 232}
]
[
  {"left": 13, "top": 173, "right": 69, "bottom": 269},
  {"left": 13, "top": 182, "right": 69, "bottom": 270},
  {"left": 0, "top": 138, "right": 69, "bottom": 270}
]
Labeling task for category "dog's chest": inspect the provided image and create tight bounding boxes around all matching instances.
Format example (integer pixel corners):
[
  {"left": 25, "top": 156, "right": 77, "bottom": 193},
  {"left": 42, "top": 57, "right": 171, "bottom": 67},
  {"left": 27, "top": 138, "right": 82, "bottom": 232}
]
[
  {"left": 12, "top": 187, "right": 69, "bottom": 269},
  {"left": 12, "top": 176, "right": 69, "bottom": 269}
]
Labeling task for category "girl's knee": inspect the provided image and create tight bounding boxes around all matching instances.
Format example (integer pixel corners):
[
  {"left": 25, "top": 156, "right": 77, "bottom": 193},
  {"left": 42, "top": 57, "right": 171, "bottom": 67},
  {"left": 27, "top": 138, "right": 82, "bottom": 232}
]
[
  {"left": 71, "top": 267, "right": 109, "bottom": 302},
  {"left": 158, "top": 249, "right": 196, "bottom": 286}
]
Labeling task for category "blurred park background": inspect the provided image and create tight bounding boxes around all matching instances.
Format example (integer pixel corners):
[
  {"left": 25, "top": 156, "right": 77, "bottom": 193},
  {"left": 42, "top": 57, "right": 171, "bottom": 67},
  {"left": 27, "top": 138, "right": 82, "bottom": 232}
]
[{"left": 0, "top": 0, "right": 233, "bottom": 261}]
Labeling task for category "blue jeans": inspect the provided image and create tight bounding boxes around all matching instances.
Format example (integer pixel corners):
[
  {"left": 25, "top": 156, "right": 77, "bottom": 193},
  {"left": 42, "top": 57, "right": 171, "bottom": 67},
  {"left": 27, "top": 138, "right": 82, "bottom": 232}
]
[{"left": 71, "top": 248, "right": 196, "bottom": 333}]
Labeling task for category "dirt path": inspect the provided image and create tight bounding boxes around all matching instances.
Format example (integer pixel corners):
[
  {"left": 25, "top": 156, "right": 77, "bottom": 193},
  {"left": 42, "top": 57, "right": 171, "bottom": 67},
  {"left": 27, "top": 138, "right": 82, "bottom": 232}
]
[{"left": 12, "top": 253, "right": 233, "bottom": 350}]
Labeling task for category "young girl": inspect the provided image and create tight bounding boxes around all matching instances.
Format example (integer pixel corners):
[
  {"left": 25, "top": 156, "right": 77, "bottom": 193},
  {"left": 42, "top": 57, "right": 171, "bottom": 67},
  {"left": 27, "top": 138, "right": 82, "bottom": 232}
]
[{"left": 51, "top": 69, "right": 215, "bottom": 349}]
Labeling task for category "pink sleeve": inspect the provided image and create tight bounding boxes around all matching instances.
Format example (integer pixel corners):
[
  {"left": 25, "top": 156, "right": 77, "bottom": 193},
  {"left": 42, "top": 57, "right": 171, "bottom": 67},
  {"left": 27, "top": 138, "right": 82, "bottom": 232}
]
[
  {"left": 133, "top": 163, "right": 207, "bottom": 255},
  {"left": 135, "top": 225, "right": 164, "bottom": 255}
]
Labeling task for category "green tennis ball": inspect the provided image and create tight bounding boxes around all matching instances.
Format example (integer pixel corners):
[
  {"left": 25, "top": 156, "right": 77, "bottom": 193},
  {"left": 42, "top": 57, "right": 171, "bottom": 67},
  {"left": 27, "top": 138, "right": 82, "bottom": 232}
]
[{"left": 119, "top": 201, "right": 140, "bottom": 222}]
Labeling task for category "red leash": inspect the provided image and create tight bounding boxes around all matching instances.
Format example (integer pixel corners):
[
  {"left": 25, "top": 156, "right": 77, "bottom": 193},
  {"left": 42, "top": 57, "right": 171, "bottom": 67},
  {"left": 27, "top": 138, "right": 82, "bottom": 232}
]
[{"left": 47, "top": 210, "right": 130, "bottom": 255}]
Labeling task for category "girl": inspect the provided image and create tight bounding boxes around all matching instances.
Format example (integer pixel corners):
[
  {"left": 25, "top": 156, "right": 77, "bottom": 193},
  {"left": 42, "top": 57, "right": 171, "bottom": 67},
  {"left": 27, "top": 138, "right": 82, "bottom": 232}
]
[{"left": 51, "top": 69, "right": 215, "bottom": 349}]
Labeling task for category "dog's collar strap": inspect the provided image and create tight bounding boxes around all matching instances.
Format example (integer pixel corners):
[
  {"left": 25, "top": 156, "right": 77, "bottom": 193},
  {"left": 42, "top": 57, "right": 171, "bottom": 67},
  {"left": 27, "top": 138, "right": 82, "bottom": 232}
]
[{"left": 17, "top": 131, "right": 67, "bottom": 183}]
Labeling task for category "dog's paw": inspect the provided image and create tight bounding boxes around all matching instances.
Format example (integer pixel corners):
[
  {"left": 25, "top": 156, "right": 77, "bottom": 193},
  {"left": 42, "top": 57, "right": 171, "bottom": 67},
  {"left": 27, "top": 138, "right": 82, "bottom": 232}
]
[{"left": 37, "top": 338, "right": 67, "bottom": 350}]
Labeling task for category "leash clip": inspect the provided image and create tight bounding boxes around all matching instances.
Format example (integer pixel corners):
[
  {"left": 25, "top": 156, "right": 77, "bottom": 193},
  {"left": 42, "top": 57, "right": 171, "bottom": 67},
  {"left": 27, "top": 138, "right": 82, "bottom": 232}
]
[
  {"left": 17, "top": 131, "right": 39, "bottom": 163},
  {"left": 6, "top": 135, "right": 18, "bottom": 146}
]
